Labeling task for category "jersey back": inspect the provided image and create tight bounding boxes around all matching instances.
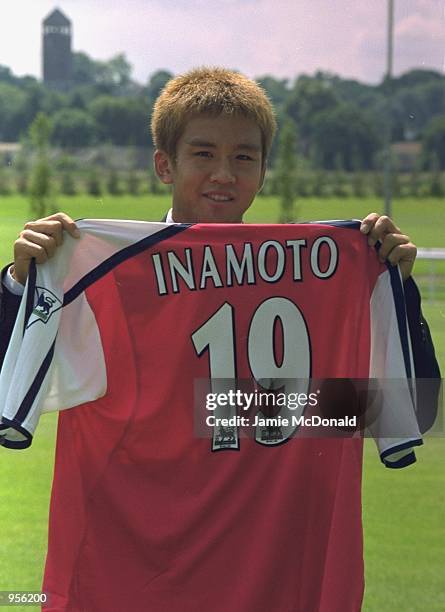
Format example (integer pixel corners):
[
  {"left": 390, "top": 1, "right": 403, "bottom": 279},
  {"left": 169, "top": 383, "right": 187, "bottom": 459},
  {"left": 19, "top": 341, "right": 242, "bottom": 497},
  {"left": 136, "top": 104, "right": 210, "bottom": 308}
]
[{"left": 0, "top": 221, "right": 419, "bottom": 612}]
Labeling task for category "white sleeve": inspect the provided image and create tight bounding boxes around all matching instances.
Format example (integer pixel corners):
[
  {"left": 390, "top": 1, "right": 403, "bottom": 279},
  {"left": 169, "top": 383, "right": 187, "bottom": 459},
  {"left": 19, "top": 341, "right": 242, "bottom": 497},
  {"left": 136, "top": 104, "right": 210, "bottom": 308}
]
[
  {"left": 367, "top": 267, "right": 422, "bottom": 468},
  {"left": 0, "top": 232, "right": 106, "bottom": 449}
]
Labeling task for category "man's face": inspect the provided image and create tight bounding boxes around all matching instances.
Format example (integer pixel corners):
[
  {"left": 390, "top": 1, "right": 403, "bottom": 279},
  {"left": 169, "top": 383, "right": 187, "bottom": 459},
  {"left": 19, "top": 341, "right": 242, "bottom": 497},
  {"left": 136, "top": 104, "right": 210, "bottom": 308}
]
[{"left": 154, "top": 114, "right": 265, "bottom": 223}]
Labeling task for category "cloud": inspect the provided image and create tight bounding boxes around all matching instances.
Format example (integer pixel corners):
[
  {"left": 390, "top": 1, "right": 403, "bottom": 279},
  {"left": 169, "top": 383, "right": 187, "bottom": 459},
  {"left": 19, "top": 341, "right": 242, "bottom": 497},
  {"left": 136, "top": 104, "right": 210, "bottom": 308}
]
[
  {"left": 357, "top": 0, "right": 445, "bottom": 81},
  {"left": 395, "top": 12, "right": 445, "bottom": 73}
]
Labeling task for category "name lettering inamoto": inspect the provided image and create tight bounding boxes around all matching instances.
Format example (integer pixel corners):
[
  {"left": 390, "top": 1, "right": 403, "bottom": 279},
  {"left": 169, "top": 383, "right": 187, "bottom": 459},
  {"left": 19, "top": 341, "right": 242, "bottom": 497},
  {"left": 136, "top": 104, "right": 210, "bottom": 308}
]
[{"left": 152, "top": 237, "right": 338, "bottom": 295}]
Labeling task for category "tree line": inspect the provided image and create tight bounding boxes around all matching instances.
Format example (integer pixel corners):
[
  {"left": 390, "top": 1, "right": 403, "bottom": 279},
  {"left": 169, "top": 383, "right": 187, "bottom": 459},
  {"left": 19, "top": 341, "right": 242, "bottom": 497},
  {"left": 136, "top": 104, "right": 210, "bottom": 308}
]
[{"left": 0, "top": 53, "right": 445, "bottom": 170}]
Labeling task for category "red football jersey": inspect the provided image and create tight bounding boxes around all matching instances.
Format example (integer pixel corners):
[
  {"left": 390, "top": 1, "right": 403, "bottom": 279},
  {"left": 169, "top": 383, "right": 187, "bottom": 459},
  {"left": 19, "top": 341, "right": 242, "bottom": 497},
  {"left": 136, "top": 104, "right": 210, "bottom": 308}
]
[{"left": 0, "top": 221, "right": 421, "bottom": 611}]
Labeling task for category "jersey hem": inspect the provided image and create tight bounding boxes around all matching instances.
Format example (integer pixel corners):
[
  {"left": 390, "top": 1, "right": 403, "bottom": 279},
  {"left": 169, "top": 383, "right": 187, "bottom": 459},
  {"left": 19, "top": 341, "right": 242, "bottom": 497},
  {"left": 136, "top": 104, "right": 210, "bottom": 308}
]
[
  {"left": 0, "top": 417, "right": 32, "bottom": 449},
  {"left": 380, "top": 438, "right": 423, "bottom": 468}
]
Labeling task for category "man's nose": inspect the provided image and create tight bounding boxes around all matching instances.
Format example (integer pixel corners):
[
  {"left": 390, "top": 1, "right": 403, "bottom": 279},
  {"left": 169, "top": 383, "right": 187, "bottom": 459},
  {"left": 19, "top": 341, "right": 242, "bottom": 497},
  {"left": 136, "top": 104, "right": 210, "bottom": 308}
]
[{"left": 210, "top": 159, "right": 236, "bottom": 183}]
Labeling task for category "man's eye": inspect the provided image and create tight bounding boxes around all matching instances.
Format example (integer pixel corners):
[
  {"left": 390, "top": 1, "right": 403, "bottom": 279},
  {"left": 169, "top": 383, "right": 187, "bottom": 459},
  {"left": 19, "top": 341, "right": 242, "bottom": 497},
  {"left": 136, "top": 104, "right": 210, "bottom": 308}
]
[
  {"left": 237, "top": 154, "right": 254, "bottom": 161},
  {"left": 195, "top": 151, "right": 212, "bottom": 158}
]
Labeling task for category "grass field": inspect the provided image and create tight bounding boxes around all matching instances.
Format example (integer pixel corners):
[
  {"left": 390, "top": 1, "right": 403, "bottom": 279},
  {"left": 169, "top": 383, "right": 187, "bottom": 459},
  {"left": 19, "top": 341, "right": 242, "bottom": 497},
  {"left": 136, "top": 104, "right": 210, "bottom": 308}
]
[{"left": 0, "top": 194, "right": 443, "bottom": 611}]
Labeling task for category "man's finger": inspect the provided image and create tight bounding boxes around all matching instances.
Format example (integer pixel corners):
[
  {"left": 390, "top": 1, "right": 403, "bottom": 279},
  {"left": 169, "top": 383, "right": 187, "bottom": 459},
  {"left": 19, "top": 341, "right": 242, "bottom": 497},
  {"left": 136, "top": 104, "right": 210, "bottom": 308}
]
[
  {"left": 360, "top": 213, "right": 380, "bottom": 234},
  {"left": 48, "top": 213, "right": 80, "bottom": 238},
  {"left": 28, "top": 214, "right": 80, "bottom": 239},
  {"left": 378, "top": 233, "right": 410, "bottom": 261},
  {"left": 14, "top": 240, "right": 51, "bottom": 266},
  {"left": 370, "top": 215, "right": 400, "bottom": 238},
  {"left": 19, "top": 231, "right": 59, "bottom": 259},
  {"left": 386, "top": 243, "right": 417, "bottom": 267},
  {"left": 24, "top": 220, "right": 65, "bottom": 245},
  {"left": 366, "top": 216, "right": 401, "bottom": 247}
]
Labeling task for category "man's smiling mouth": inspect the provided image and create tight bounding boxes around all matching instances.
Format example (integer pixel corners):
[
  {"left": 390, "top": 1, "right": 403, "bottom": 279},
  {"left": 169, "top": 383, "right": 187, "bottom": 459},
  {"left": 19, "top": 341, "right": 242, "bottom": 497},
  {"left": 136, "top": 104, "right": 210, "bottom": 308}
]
[{"left": 203, "top": 192, "right": 234, "bottom": 202}]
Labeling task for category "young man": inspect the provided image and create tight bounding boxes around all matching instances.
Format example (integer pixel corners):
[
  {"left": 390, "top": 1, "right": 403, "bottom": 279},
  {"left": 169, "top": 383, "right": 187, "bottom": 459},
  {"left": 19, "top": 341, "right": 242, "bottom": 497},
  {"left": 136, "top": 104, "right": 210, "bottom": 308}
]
[{"left": 0, "top": 68, "right": 440, "bottom": 611}]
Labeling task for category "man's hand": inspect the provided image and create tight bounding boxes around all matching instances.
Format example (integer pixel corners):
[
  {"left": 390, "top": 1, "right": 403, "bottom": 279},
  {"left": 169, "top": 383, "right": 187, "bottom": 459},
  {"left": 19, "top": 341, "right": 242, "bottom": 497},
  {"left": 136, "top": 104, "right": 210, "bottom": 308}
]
[
  {"left": 12, "top": 213, "right": 80, "bottom": 286},
  {"left": 360, "top": 213, "right": 416, "bottom": 281}
]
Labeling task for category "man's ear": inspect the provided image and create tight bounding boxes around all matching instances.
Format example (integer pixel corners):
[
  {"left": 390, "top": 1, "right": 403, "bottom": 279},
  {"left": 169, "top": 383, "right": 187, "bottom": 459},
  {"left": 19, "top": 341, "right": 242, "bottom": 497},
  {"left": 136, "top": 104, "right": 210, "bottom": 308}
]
[{"left": 153, "top": 150, "right": 174, "bottom": 185}]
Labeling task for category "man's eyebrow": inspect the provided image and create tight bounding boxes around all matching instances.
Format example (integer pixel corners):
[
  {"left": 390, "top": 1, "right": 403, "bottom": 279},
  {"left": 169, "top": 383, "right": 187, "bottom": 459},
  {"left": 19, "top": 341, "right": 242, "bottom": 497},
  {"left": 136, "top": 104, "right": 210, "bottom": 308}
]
[
  {"left": 186, "top": 139, "right": 261, "bottom": 152},
  {"left": 186, "top": 139, "right": 216, "bottom": 147},
  {"left": 236, "top": 143, "right": 261, "bottom": 152}
]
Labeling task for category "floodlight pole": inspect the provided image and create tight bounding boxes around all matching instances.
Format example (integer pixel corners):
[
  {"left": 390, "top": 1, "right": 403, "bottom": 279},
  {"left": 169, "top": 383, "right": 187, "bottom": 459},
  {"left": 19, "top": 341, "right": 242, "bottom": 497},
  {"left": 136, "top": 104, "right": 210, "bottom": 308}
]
[{"left": 383, "top": 0, "right": 394, "bottom": 217}]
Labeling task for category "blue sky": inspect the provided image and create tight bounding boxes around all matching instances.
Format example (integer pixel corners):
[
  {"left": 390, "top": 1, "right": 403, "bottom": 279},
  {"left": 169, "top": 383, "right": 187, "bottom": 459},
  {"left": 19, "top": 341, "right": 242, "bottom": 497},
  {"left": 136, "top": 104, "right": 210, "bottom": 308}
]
[{"left": 2, "top": 0, "right": 444, "bottom": 84}]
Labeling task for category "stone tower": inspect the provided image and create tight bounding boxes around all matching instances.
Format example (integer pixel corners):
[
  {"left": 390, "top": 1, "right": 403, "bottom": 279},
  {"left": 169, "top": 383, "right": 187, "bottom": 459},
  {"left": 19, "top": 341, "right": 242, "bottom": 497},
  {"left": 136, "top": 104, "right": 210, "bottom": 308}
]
[{"left": 42, "top": 8, "right": 72, "bottom": 90}]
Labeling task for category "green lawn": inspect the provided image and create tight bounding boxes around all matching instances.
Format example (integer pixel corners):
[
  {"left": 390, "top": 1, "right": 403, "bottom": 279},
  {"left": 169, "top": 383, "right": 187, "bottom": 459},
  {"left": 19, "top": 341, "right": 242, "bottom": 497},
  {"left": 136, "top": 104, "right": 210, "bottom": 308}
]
[
  {"left": 0, "top": 414, "right": 57, "bottom": 592},
  {"left": 362, "top": 438, "right": 445, "bottom": 612},
  {"left": 0, "top": 194, "right": 443, "bottom": 610}
]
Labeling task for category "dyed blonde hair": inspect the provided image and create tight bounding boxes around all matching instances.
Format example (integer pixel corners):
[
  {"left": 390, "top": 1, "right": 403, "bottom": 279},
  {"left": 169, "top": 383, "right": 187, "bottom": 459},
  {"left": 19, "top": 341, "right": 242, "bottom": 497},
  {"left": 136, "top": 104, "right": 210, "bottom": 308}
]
[{"left": 151, "top": 67, "right": 276, "bottom": 164}]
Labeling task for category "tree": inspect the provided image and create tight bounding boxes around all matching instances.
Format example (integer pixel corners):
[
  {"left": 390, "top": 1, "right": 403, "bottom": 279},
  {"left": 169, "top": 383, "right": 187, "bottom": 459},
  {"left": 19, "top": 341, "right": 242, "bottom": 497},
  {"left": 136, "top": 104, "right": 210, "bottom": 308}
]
[
  {"left": 146, "top": 70, "right": 173, "bottom": 105},
  {"left": 391, "top": 157, "right": 402, "bottom": 199},
  {"left": 372, "top": 170, "right": 384, "bottom": 197},
  {"left": 126, "top": 170, "right": 140, "bottom": 195},
  {"left": 0, "top": 83, "right": 27, "bottom": 141},
  {"left": 72, "top": 52, "right": 99, "bottom": 86},
  {"left": 390, "top": 69, "right": 442, "bottom": 91},
  {"left": 0, "top": 64, "right": 16, "bottom": 85},
  {"left": 87, "top": 167, "right": 102, "bottom": 196},
  {"left": 328, "top": 74, "right": 378, "bottom": 109},
  {"left": 56, "top": 155, "right": 78, "bottom": 196},
  {"left": 428, "top": 153, "right": 444, "bottom": 197},
  {"left": 22, "top": 82, "right": 46, "bottom": 127},
  {"left": 312, "top": 104, "right": 380, "bottom": 170},
  {"left": 331, "top": 154, "right": 349, "bottom": 197},
  {"left": 418, "top": 80, "right": 445, "bottom": 120},
  {"left": 0, "top": 167, "right": 11, "bottom": 195},
  {"left": 312, "top": 169, "right": 328, "bottom": 197},
  {"left": 97, "top": 54, "right": 132, "bottom": 88},
  {"left": 422, "top": 115, "right": 445, "bottom": 169},
  {"left": 409, "top": 162, "right": 421, "bottom": 197},
  {"left": 16, "top": 173, "right": 28, "bottom": 194},
  {"left": 370, "top": 71, "right": 445, "bottom": 142},
  {"left": 350, "top": 145, "right": 367, "bottom": 197},
  {"left": 274, "top": 120, "right": 298, "bottom": 222},
  {"left": 14, "top": 140, "right": 30, "bottom": 194},
  {"left": 257, "top": 76, "right": 289, "bottom": 110},
  {"left": 147, "top": 166, "right": 160, "bottom": 194},
  {"left": 91, "top": 96, "right": 149, "bottom": 145},
  {"left": 60, "top": 172, "right": 77, "bottom": 195},
  {"left": 285, "top": 76, "right": 339, "bottom": 155},
  {"left": 52, "top": 108, "right": 97, "bottom": 147},
  {"left": 72, "top": 52, "right": 134, "bottom": 91},
  {"left": 351, "top": 171, "right": 367, "bottom": 198},
  {"left": 286, "top": 76, "right": 339, "bottom": 128},
  {"left": 29, "top": 113, "right": 54, "bottom": 218},
  {"left": 107, "top": 169, "right": 122, "bottom": 195},
  {"left": 69, "top": 91, "right": 87, "bottom": 110}
]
